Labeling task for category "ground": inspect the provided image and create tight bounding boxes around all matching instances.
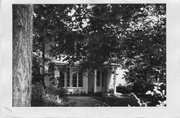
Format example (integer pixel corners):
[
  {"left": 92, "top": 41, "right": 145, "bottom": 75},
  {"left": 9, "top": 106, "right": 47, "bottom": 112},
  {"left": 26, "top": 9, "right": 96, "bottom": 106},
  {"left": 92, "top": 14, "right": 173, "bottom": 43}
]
[
  {"left": 66, "top": 96, "right": 102, "bottom": 106},
  {"left": 66, "top": 95, "right": 139, "bottom": 106},
  {"left": 31, "top": 83, "right": 140, "bottom": 107}
]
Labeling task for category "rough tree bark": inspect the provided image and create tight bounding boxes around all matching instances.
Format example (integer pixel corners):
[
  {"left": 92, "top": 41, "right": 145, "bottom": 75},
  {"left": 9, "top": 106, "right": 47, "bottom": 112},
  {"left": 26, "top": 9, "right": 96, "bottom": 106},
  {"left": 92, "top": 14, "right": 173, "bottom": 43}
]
[{"left": 13, "top": 5, "right": 33, "bottom": 107}]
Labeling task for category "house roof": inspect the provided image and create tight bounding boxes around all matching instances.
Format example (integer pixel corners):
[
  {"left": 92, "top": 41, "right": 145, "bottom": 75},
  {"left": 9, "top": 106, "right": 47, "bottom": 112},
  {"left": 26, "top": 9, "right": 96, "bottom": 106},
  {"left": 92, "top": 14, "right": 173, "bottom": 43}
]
[{"left": 51, "top": 54, "right": 121, "bottom": 67}]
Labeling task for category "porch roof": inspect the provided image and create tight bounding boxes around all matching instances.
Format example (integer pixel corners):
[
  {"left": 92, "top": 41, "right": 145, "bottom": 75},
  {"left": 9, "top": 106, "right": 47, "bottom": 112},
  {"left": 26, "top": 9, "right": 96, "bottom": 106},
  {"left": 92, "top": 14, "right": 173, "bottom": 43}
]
[{"left": 51, "top": 54, "right": 121, "bottom": 67}]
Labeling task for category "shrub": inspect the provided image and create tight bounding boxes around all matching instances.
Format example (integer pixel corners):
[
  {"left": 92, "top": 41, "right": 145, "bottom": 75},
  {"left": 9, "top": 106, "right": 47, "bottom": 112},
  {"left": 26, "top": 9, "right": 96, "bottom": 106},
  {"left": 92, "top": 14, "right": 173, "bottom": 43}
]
[
  {"left": 44, "top": 83, "right": 68, "bottom": 106},
  {"left": 131, "top": 82, "right": 166, "bottom": 106},
  {"left": 109, "top": 88, "right": 114, "bottom": 93},
  {"left": 57, "top": 87, "right": 68, "bottom": 98},
  {"left": 116, "top": 85, "right": 132, "bottom": 94},
  {"left": 132, "top": 82, "right": 154, "bottom": 94},
  {"left": 45, "top": 85, "right": 67, "bottom": 98},
  {"left": 145, "top": 83, "right": 166, "bottom": 106}
]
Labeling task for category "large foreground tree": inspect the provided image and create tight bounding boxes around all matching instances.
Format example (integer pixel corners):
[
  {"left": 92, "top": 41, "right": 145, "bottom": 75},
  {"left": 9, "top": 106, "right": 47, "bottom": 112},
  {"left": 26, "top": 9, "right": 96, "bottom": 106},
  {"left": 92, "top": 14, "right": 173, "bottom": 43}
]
[{"left": 13, "top": 5, "right": 33, "bottom": 106}]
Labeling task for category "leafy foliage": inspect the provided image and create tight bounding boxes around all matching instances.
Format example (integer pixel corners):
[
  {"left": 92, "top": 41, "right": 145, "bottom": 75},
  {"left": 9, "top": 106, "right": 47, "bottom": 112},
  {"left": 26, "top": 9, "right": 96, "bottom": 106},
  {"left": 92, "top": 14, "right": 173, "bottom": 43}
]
[
  {"left": 33, "top": 4, "right": 166, "bottom": 106},
  {"left": 32, "top": 53, "right": 42, "bottom": 83},
  {"left": 121, "top": 4, "right": 166, "bottom": 106}
]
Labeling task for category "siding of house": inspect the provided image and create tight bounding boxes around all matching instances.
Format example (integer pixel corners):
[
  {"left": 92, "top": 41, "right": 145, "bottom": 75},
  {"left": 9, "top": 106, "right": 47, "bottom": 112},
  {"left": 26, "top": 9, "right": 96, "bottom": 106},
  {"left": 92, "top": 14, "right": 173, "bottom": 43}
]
[
  {"left": 102, "top": 69, "right": 108, "bottom": 93},
  {"left": 106, "top": 68, "right": 113, "bottom": 92},
  {"left": 46, "top": 63, "right": 126, "bottom": 95}
]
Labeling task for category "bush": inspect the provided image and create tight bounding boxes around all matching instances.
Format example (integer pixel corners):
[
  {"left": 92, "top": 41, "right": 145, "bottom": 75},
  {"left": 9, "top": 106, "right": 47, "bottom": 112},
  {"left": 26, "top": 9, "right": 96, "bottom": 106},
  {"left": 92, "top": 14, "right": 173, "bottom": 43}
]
[
  {"left": 145, "top": 83, "right": 166, "bottom": 106},
  {"left": 109, "top": 88, "right": 114, "bottom": 93},
  {"left": 131, "top": 82, "right": 166, "bottom": 106},
  {"left": 45, "top": 85, "right": 67, "bottom": 97},
  {"left": 93, "top": 92, "right": 103, "bottom": 97},
  {"left": 116, "top": 85, "right": 132, "bottom": 94},
  {"left": 132, "top": 82, "right": 154, "bottom": 94},
  {"left": 57, "top": 87, "right": 68, "bottom": 98}
]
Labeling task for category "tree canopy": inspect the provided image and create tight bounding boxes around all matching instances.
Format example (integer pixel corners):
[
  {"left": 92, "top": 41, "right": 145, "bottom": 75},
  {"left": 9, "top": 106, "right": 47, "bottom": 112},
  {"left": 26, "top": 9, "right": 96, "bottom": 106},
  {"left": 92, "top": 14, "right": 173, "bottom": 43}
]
[{"left": 33, "top": 4, "right": 166, "bottom": 106}]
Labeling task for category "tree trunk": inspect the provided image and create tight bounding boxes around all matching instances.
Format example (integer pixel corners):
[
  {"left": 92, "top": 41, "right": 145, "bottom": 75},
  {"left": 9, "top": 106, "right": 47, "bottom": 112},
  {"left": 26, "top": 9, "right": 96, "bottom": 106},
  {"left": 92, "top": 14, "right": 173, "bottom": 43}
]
[{"left": 13, "top": 5, "right": 33, "bottom": 107}]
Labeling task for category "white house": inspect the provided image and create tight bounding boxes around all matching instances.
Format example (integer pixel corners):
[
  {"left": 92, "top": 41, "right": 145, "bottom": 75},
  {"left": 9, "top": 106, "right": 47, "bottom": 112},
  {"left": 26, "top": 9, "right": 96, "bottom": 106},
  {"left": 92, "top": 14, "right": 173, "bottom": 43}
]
[{"left": 43, "top": 41, "right": 126, "bottom": 95}]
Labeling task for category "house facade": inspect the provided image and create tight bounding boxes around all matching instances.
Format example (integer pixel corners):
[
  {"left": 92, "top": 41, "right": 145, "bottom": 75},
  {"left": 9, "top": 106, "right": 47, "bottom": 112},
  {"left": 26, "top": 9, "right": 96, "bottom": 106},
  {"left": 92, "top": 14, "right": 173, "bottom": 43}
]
[
  {"left": 43, "top": 41, "right": 126, "bottom": 95},
  {"left": 43, "top": 59, "right": 126, "bottom": 95},
  {"left": 53, "top": 63, "right": 113, "bottom": 94}
]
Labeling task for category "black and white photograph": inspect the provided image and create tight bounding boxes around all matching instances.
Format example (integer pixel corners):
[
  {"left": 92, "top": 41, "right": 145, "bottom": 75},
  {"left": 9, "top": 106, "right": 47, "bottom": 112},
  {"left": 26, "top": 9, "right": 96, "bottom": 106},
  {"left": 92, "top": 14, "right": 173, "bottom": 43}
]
[
  {"left": 2, "top": 0, "right": 180, "bottom": 117},
  {"left": 12, "top": 4, "right": 166, "bottom": 107}
]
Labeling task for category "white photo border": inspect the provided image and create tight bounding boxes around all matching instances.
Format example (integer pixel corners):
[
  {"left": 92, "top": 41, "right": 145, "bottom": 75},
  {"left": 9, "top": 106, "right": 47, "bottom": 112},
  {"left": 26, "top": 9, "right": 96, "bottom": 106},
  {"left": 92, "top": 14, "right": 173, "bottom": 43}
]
[{"left": 1, "top": 0, "right": 180, "bottom": 117}]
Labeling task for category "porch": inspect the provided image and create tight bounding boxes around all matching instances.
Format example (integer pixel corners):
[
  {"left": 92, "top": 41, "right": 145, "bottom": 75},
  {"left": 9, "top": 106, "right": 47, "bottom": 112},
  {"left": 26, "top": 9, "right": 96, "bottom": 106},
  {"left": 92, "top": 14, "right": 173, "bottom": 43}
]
[{"left": 50, "top": 63, "right": 120, "bottom": 95}]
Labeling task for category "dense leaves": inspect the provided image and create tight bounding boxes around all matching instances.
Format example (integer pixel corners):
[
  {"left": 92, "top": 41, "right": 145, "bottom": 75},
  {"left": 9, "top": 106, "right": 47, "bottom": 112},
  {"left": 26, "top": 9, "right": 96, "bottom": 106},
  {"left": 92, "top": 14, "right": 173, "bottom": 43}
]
[
  {"left": 33, "top": 4, "right": 166, "bottom": 106},
  {"left": 120, "top": 4, "right": 166, "bottom": 106}
]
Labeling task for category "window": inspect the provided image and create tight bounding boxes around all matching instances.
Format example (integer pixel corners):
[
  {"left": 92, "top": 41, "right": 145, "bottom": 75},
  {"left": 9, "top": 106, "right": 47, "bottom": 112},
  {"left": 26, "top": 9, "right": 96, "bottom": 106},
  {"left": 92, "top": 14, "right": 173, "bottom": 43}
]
[
  {"left": 65, "top": 67, "right": 83, "bottom": 87},
  {"left": 58, "top": 71, "right": 64, "bottom": 87},
  {"left": 72, "top": 72, "right": 83, "bottom": 87},
  {"left": 78, "top": 73, "right": 83, "bottom": 87},
  {"left": 97, "top": 71, "right": 100, "bottom": 86},
  {"left": 72, "top": 73, "right": 78, "bottom": 87},
  {"left": 67, "top": 68, "right": 70, "bottom": 87}
]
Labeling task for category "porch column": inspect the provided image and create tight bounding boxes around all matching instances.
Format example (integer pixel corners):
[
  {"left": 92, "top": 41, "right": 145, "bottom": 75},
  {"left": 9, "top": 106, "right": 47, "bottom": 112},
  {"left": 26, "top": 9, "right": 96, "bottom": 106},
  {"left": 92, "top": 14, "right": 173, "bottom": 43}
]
[
  {"left": 86, "top": 69, "right": 88, "bottom": 94},
  {"left": 94, "top": 69, "right": 97, "bottom": 93},
  {"left": 64, "top": 71, "right": 67, "bottom": 87},
  {"left": 100, "top": 70, "right": 102, "bottom": 91},
  {"left": 83, "top": 70, "right": 88, "bottom": 94},
  {"left": 113, "top": 67, "right": 117, "bottom": 95},
  {"left": 77, "top": 72, "right": 79, "bottom": 87},
  {"left": 106, "top": 68, "right": 110, "bottom": 92},
  {"left": 70, "top": 67, "right": 72, "bottom": 87}
]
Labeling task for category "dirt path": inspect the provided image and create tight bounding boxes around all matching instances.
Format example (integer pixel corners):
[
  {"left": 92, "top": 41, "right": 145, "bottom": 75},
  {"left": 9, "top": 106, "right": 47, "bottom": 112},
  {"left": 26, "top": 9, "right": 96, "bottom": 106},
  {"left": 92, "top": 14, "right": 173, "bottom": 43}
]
[{"left": 67, "top": 96, "right": 102, "bottom": 106}]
